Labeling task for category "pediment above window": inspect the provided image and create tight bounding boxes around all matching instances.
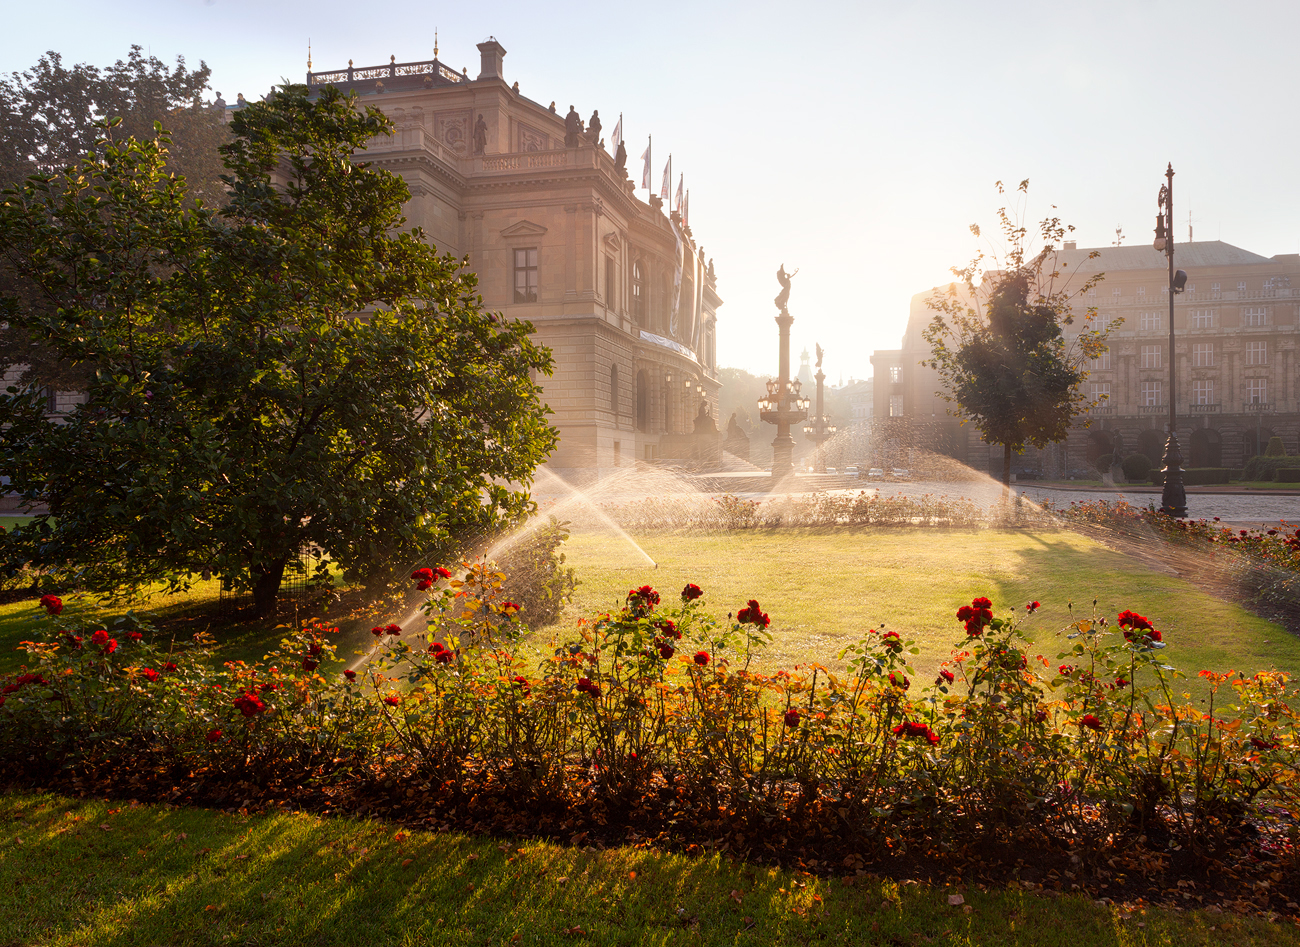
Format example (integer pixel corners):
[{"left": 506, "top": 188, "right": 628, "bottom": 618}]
[{"left": 499, "top": 219, "right": 548, "bottom": 239}]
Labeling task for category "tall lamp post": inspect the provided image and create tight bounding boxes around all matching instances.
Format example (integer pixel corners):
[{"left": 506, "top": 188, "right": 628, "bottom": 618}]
[
  {"left": 802, "top": 345, "right": 836, "bottom": 473},
  {"left": 1153, "top": 163, "right": 1189, "bottom": 517},
  {"left": 758, "top": 265, "right": 809, "bottom": 480}
]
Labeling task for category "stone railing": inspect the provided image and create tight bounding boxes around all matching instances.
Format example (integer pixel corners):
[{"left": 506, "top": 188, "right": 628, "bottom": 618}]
[
  {"left": 1188, "top": 403, "right": 1222, "bottom": 414},
  {"left": 309, "top": 58, "right": 464, "bottom": 86},
  {"left": 1138, "top": 405, "right": 1167, "bottom": 415},
  {"left": 478, "top": 150, "right": 573, "bottom": 173}
]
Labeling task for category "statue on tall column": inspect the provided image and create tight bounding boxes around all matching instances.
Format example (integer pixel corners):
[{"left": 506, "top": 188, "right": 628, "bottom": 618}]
[
  {"left": 774, "top": 264, "right": 799, "bottom": 313},
  {"left": 564, "top": 105, "right": 581, "bottom": 147},
  {"left": 816, "top": 343, "right": 824, "bottom": 369}
]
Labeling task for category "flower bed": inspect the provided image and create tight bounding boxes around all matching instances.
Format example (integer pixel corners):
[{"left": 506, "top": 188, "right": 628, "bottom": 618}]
[{"left": 3, "top": 566, "right": 1300, "bottom": 910}]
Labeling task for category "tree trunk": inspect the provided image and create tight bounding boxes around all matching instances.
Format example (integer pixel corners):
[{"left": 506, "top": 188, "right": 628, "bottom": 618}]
[
  {"left": 1003, "top": 443, "right": 1013, "bottom": 491},
  {"left": 251, "top": 555, "right": 289, "bottom": 618}
]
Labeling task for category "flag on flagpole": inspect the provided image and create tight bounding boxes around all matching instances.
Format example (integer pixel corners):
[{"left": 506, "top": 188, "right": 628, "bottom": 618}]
[
  {"left": 659, "top": 156, "right": 672, "bottom": 201},
  {"left": 674, "top": 174, "right": 684, "bottom": 213},
  {"left": 683, "top": 189, "right": 689, "bottom": 227},
  {"left": 640, "top": 137, "right": 651, "bottom": 190},
  {"left": 611, "top": 114, "right": 622, "bottom": 149}
]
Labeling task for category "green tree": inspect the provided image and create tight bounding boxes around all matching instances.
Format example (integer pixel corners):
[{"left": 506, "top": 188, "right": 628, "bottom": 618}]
[
  {"left": 923, "top": 181, "right": 1110, "bottom": 487},
  {"left": 0, "top": 84, "right": 557, "bottom": 615}
]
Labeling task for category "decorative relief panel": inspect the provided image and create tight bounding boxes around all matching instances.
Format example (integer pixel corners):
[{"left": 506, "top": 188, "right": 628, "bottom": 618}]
[
  {"left": 435, "top": 110, "right": 472, "bottom": 155},
  {"left": 518, "top": 123, "right": 549, "bottom": 152}
]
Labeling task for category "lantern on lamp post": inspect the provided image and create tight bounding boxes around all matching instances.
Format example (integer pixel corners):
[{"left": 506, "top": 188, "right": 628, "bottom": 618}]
[{"left": 1154, "top": 164, "right": 1188, "bottom": 518}]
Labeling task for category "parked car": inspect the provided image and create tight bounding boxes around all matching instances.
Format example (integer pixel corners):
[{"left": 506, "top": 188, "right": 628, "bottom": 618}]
[
  {"left": 867, "top": 468, "right": 885, "bottom": 480},
  {"left": 890, "top": 468, "right": 911, "bottom": 480},
  {"left": 844, "top": 465, "right": 860, "bottom": 478}
]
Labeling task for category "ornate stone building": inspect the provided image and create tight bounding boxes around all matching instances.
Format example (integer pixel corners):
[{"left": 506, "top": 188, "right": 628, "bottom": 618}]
[
  {"left": 872, "top": 240, "right": 1300, "bottom": 477},
  {"left": 306, "top": 40, "right": 722, "bottom": 479}
]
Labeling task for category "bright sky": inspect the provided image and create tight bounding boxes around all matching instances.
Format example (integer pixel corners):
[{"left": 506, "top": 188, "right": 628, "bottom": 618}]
[{"left": 5, "top": 0, "right": 1300, "bottom": 382}]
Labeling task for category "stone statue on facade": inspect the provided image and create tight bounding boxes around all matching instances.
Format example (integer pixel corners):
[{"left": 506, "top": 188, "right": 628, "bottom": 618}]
[
  {"left": 564, "top": 105, "right": 581, "bottom": 147},
  {"left": 613, "top": 138, "right": 627, "bottom": 176},
  {"left": 587, "top": 110, "right": 602, "bottom": 146},
  {"left": 473, "top": 114, "right": 488, "bottom": 155},
  {"left": 774, "top": 264, "right": 798, "bottom": 313},
  {"left": 723, "top": 411, "right": 750, "bottom": 463}
]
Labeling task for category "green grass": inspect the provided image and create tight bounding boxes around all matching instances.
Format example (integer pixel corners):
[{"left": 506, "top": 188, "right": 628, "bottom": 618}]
[
  {"left": 0, "top": 791, "right": 1292, "bottom": 947},
  {"left": 550, "top": 528, "right": 1298, "bottom": 686}
]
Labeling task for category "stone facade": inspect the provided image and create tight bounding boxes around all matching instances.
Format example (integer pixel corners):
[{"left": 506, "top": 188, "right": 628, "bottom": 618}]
[
  {"left": 872, "top": 240, "right": 1300, "bottom": 478},
  {"left": 307, "top": 41, "right": 722, "bottom": 479}
]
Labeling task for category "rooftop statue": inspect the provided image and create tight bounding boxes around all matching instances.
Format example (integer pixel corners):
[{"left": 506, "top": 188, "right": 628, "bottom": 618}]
[
  {"left": 613, "top": 138, "right": 627, "bottom": 177},
  {"left": 473, "top": 114, "right": 487, "bottom": 155},
  {"left": 564, "top": 105, "right": 581, "bottom": 147},
  {"left": 588, "top": 110, "right": 602, "bottom": 146}
]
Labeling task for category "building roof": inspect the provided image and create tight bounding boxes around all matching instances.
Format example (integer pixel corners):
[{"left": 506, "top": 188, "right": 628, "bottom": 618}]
[{"left": 1055, "top": 240, "right": 1273, "bottom": 271}]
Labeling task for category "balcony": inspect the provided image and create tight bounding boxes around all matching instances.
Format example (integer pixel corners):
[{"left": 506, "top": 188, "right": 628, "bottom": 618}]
[
  {"left": 1188, "top": 403, "right": 1222, "bottom": 414},
  {"left": 1138, "top": 404, "right": 1167, "bottom": 415}
]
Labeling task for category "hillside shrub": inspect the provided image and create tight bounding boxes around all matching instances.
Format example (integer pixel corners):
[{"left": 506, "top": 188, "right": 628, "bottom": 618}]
[
  {"left": 1266, "top": 436, "right": 1287, "bottom": 458},
  {"left": 1244, "top": 455, "right": 1293, "bottom": 481}
]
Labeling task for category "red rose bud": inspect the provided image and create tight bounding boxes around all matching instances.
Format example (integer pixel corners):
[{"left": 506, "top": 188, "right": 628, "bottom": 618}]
[
  {"left": 681, "top": 583, "right": 703, "bottom": 602},
  {"left": 385, "top": 623, "right": 402, "bottom": 636},
  {"left": 384, "top": 694, "right": 401, "bottom": 707},
  {"left": 343, "top": 669, "right": 357, "bottom": 681},
  {"left": 371, "top": 626, "right": 385, "bottom": 636},
  {"left": 783, "top": 708, "right": 800, "bottom": 728},
  {"left": 938, "top": 669, "right": 955, "bottom": 685},
  {"left": 1079, "top": 714, "right": 1103, "bottom": 731},
  {"left": 206, "top": 728, "right": 223, "bottom": 743},
  {"left": 434, "top": 567, "right": 451, "bottom": 579},
  {"left": 139, "top": 667, "right": 160, "bottom": 683}
]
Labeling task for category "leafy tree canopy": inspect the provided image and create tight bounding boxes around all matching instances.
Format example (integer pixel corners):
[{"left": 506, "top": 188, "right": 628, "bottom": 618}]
[
  {"left": 0, "top": 84, "right": 557, "bottom": 615},
  {"left": 923, "top": 181, "right": 1111, "bottom": 486}
]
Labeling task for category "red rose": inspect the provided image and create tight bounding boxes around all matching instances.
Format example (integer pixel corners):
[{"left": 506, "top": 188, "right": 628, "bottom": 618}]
[
  {"left": 434, "top": 567, "right": 451, "bottom": 579},
  {"left": 233, "top": 692, "right": 266, "bottom": 718},
  {"left": 163, "top": 662, "right": 178, "bottom": 672},
  {"left": 891, "top": 720, "right": 939, "bottom": 745},
  {"left": 1026, "top": 601, "right": 1040, "bottom": 613},
  {"left": 343, "top": 669, "right": 357, "bottom": 681},
  {"left": 627, "top": 586, "right": 660, "bottom": 616},
  {"left": 139, "top": 667, "right": 160, "bottom": 683},
  {"left": 91, "top": 629, "right": 109, "bottom": 645},
  {"left": 1058, "top": 664, "right": 1075, "bottom": 676},
  {"left": 511, "top": 675, "right": 530, "bottom": 697},
  {"left": 880, "top": 630, "right": 902, "bottom": 651},
  {"left": 681, "top": 584, "right": 703, "bottom": 602},
  {"left": 693, "top": 651, "right": 710, "bottom": 666},
  {"left": 411, "top": 568, "right": 434, "bottom": 582},
  {"left": 302, "top": 658, "right": 318, "bottom": 672},
  {"left": 656, "top": 618, "right": 679, "bottom": 639},
  {"left": 1251, "top": 737, "right": 1280, "bottom": 751},
  {"left": 417, "top": 579, "right": 433, "bottom": 591},
  {"left": 127, "top": 631, "right": 143, "bottom": 642},
  {"left": 206, "top": 728, "right": 223, "bottom": 743},
  {"left": 385, "top": 623, "right": 402, "bottom": 636},
  {"left": 658, "top": 642, "right": 675, "bottom": 660},
  {"left": 383, "top": 694, "right": 401, "bottom": 707},
  {"left": 937, "top": 669, "right": 955, "bottom": 685},
  {"left": 101, "top": 638, "right": 118, "bottom": 655},
  {"left": 39, "top": 594, "right": 63, "bottom": 616},
  {"left": 576, "top": 677, "right": 601, "bottom": 698},
  {"left": 783, "top": 708, "right": 800, "bottom": 728},
  {"left": 501, "top": 601, "right": 520, "bottom": 618},
  {"left": 888, "top": 672, "right": 910, "bottom": 690},
  {"left": 308, "top": 642, "right": 322, "bottom": 656},
  {"left": 434, "top": 649, "right": 453, "bottom": 664},
  {"left": 1079, "top": 714, "right": 1103, "bottom": 731}
]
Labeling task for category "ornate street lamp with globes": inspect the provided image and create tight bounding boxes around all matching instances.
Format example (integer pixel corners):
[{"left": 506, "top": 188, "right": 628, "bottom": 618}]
[
  {"left": 759, "top": 265, "right": 809, "bottom": 480},
  {"left": 1153, "top": 163, "right": 1189, "bottom": 518}
]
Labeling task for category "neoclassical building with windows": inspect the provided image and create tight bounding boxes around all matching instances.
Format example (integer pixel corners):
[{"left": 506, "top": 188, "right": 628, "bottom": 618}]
[
  {"left": 872, "top": 240, "right": 1300, "bottom": 477},
  {"left": 305, "top": 40, "right": 722, "bottom": 478}
]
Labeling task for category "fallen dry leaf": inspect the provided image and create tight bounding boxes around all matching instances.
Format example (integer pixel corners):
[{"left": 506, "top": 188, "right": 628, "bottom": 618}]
[
  {"left": 947, "top": 894, "right": 965, "bottom": 907},
  {"left": 730, "top": 889, "right": 744, "bottom": 904},
  {"left": 401, "top": 858, "right": 413, "bottom": 869}
]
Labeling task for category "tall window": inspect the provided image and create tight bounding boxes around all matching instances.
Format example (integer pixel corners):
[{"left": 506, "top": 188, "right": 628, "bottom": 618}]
[
  {"left": 1192, "top": 343, "right": 1214, "bottom": 367},
  {"left": 1193, "top": 380, "right": 1215, "bottom": 405},
  {"left": 1190, "top": 309, "right": 1215, "bottom": 329},
  {"left": 889, "top": 395, "right": 904, "bottom": 417},
  {"left": 1090, "top": 349, "right": 1110, "bottom": 371},
  {"left": 1139, "top": 311, "right": 1161, "bottom": 331},
  {"left": 513, "top": 247, "right": 538, "bottom": 303},
  {"left": 1242, "top": 307, "right": 1266, "bottom": 327},
  {"left": 631, "top": 260, "right": 645, "bottom": 323},
  {"left": 1247, "top": 341, "right": 1268, "bottom": 365},
  {"left": 1238, "top": 280, "right": 1248, "bottom": 293},
  {"left": 1140, "top": 345, "right": 1161, "bottom": 369},
  {"left": 1089, "top": 382, "right": 1110, "bottom": 404},
  {"left": 1136, "top": 286, "right": 1146, "bottom": 300},
  {"left": 1211, "top": 282, "right": 1221, "bottom": 299},
  {"left": 1141, "top": 381, "right": 1162, "bottom": 407},
  {"left": 604, "top": 256, "right": 617, "bottom": 310},
  {"left": 1247, "top": 378, "right": 1268, "bottom": 404},
  {"left": 889, "top": 365, "right": 902, "bottom": 383},
  {"left": 1112, "top": 287, "right": 1122, "bottom": 300}
]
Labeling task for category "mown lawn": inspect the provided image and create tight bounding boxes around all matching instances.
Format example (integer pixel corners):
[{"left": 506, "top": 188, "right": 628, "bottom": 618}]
[
  {"left": 551, "top": 527, "right": 1298, "bottom": 685},
  {"left": 1, "top": 791, "right": 1292, "bottom": 947}
]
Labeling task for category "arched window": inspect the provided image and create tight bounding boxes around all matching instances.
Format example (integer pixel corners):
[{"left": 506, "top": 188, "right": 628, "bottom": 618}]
[
  {"left": 636, "top": 370, "right": 649, "bottom": 432},
  {"left": 631, "top": 261, "right": 645, "bottom": 324}
]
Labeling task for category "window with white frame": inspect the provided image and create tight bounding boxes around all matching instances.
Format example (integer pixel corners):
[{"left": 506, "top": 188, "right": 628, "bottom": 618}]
[
  {"left": 1190, "top": 309, "right": 1215, "bottom": 329},
  {"left": 513, "top": 247, "right": 539, "bottom": 303},
  {"left": 889, "top": 395, "right": 904, "bottom": 417},
  {"left": 1192, "top": 342, "right": 1214, "bottom": 367},
  {"left": 889, "top": 365, "right": 902, "bottom": 383},
  {"left": 1140, "top": 344, "right": 1161, "bottom": 369},
  {"left": 1139, "top": 311, "right": 1161, "bottom": 331},
  {"left": 1112, "top": 287, "right": 1122, "bottom": 300},
  {"left": 1089, "top": 382, "right": 1110, "bottom": 404},
  {"left": 1087, "top": 286, "right": 1096, "bottom": 298},
  {"left": 1193, "top": 380, "right": 1215, "bottom": 405},
  {"left": 1211, "top": 282, "right": 1221, "bottom": 299},
  {"left": 1186, "top": 284, "right": 1195, "bottom": 294},
  {"left": 1247, "top": 341, "right": 1268, "bottom": 365},
  {"left": 1136, "top": 286, "right": 1146, "bottom": 300},
  {"left": 1238, "top": 281, "right": 1248, "bottom": 293},
  {"left": 1094, "top": 313, "right": 1113, "bottom": 332},
  {"left": 1090, "top": 349, "right": 1111, "bottom": 371},
  {"left": 1242, "top": 307, "right": 1266, "bottom": 326},
  {"left": 1141, "top": 381, "right": 1162, "bottom": 406},
  {"left": 1247, "top": 378, "right": 1268, "bottom": 405}
]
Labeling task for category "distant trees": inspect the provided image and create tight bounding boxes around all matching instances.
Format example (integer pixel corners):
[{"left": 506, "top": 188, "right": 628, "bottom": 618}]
[
  {"left": 924, "top": 181, "right": 1111, "bottom": 487},
  {"left": 0, "top": 46, "right": 228, "bottom": 393},
  {"left": 0, "top": 84, "right": 557, "bottom": 615}
]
